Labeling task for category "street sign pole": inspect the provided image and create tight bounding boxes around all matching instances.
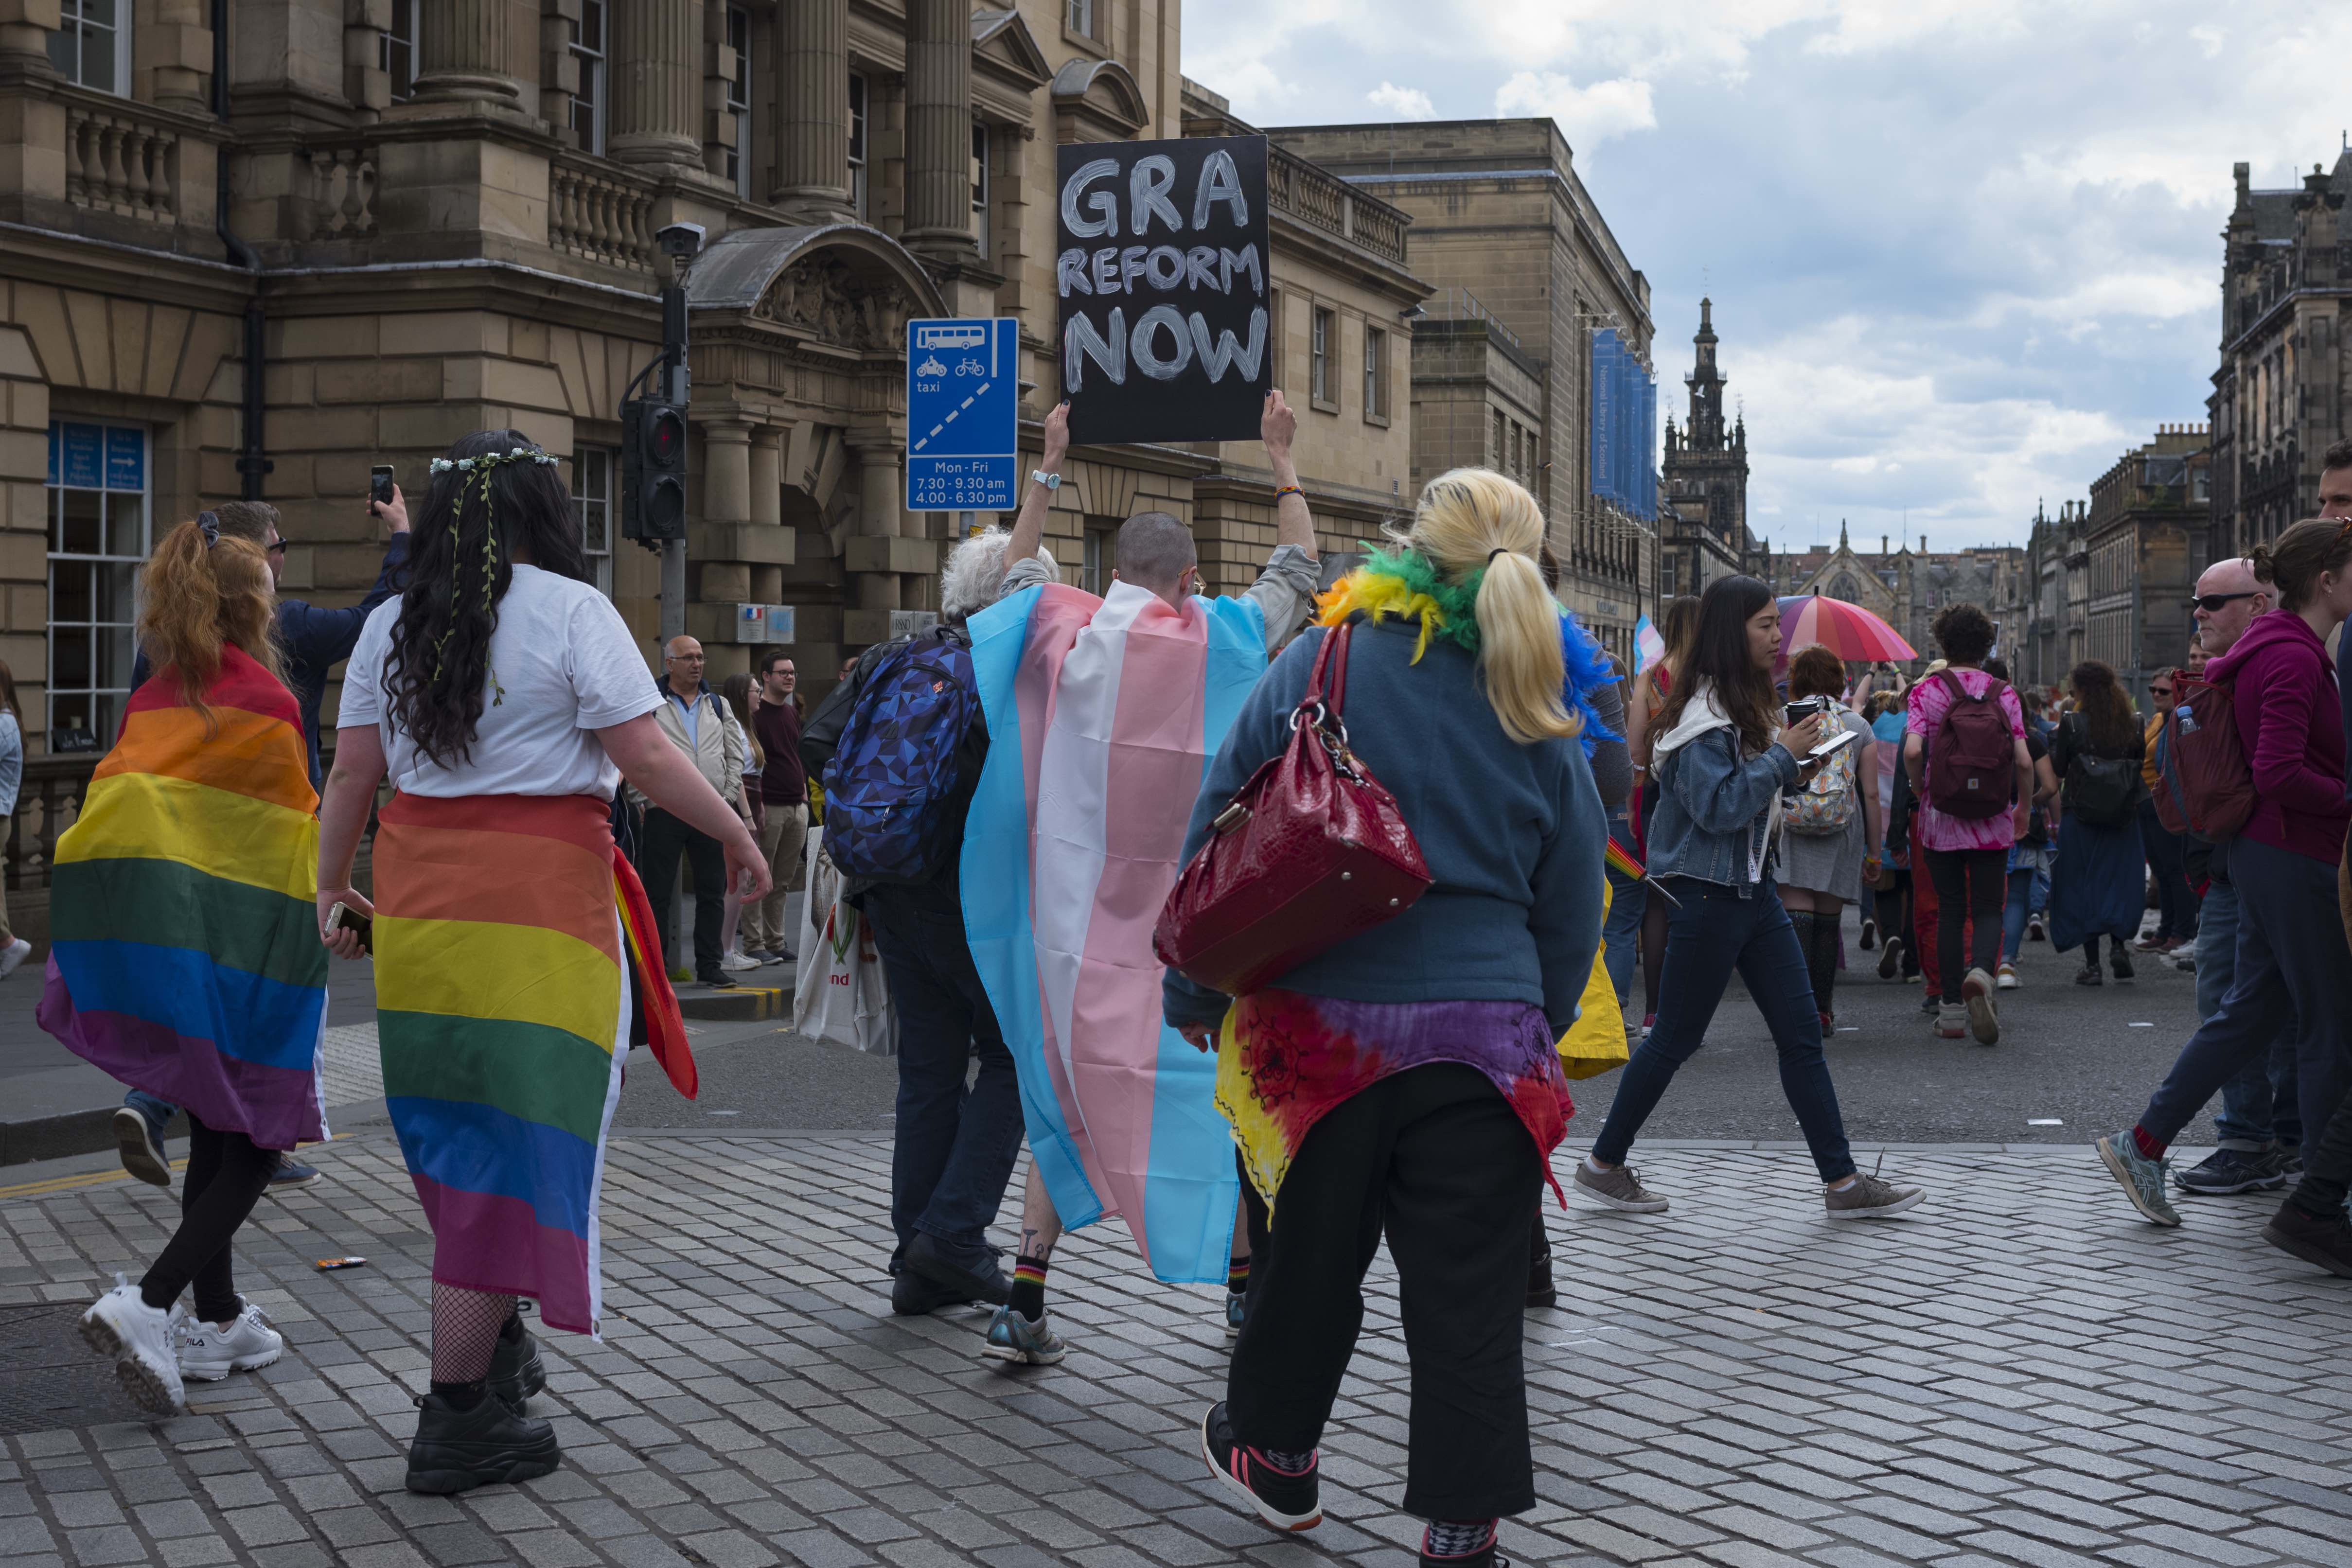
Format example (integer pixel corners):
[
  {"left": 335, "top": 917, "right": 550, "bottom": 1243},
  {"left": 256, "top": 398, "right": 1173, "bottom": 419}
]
[
  {"left": 659, "top": 279, "right": 690, "bottom": 644},
  {"left": 906, "top": 317, "right": 1019, "bottom": 519}
]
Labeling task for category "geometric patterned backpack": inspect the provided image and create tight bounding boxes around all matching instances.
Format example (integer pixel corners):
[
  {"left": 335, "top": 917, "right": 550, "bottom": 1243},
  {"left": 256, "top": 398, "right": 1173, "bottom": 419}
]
[{"left": 819, "top": 630, "right": 981, "bottom": 884}]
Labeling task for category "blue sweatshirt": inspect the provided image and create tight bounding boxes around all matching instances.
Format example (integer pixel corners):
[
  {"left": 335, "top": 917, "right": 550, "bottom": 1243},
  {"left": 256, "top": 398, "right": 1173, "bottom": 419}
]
[{"left": 1163, "top": 618, "right": 1606, "bottom": 1035}]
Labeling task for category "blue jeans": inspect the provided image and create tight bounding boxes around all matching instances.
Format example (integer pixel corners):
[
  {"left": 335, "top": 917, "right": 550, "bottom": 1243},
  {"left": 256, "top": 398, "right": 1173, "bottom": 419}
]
[
  {"left": 2141, "top": 839, "right": 2348, "bottom": 1190},
  {"left": 1602, "top": 865, "right": 1644, "bottom": 1008},
  {"left": 124, "top": 1090, "right": 177, "bottom": 1142},
  {"left": 2198, "top": 876, "right": 2301, "bottom": 1152},
  {"left": 863, "top": 882, "right": 1026, "bottom": 1255},
  {"left": 2002, "top": 868, "right": 2034, "bottom": 963},
  {"left": 2138, "top": 800, "right": 2198, "bottom": 942},
  {"left": 1591, "top": 876, "right": 1857, "bottom": 1182}
]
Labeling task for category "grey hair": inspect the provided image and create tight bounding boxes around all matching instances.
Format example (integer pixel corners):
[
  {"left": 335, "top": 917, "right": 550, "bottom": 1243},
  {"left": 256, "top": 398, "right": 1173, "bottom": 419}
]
[
  {"left": 940, "top": 526, "right": 1056, "bottom": 626},
  {"left": 1114, "top": 511, "right": 1197, "bottom": 591}
]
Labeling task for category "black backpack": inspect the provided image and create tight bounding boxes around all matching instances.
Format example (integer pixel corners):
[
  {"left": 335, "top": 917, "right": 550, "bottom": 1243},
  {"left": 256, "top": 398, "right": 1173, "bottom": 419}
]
[{"left": 2063, "top": 716, "right": 2139, "bottom": 828}]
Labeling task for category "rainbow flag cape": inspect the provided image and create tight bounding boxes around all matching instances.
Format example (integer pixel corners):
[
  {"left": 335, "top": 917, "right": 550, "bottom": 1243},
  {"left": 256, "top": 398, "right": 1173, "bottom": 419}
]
[
  {"left": 960, "top": 581, "right": 1264, "bottom": 1285},
  {"left": 373, "top": 792, "right": 679, "bottom": 1335},
  {"left": 38, "top": 647, "right": 328, "bottom": 1150}
]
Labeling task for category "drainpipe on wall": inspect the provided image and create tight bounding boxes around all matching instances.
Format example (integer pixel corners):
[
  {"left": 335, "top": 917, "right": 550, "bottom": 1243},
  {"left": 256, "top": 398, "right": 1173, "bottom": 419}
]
[{"left": 211, "top": 0, "right": 268, "bottom": 500}]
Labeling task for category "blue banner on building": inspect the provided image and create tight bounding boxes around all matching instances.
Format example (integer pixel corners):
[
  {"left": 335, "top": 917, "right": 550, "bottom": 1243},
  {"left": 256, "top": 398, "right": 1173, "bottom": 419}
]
[{"left": 1588, "top": 331, "right": 1656, "bottom": 523}]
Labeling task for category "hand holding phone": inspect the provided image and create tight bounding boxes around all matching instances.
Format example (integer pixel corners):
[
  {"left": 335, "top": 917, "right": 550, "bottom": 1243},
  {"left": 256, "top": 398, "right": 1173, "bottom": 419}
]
[{"left": 325, "top": 899, "right": 374, "bottom": 955}]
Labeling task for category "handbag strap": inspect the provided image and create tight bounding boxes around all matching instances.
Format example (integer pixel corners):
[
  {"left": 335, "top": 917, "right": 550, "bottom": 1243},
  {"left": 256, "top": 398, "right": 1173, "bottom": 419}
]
[
  {"left": 1325, "top": 623, "right": 1352, "bottom": 716},
  {"left": 1298, "top": 621, "right": 1348, "bottom": 715}
]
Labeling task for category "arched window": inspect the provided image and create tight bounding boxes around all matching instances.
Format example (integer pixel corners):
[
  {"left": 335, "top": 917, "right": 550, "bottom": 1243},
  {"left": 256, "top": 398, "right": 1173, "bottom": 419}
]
[{"left": 1830, "top": 571, "right": 1862, "bottom": 602}]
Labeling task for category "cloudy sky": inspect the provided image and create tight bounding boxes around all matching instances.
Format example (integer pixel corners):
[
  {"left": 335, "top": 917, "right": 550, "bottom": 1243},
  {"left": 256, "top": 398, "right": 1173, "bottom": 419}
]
[{"left": 1183, "top": 1, "right": 2352, "bottom": 551}]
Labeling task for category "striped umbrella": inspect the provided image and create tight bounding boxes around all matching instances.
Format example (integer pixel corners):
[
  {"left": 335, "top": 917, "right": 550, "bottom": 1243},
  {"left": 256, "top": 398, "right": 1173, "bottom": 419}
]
[{"left": 1776, "top": 595, "right": 1916, "bottom": 663}]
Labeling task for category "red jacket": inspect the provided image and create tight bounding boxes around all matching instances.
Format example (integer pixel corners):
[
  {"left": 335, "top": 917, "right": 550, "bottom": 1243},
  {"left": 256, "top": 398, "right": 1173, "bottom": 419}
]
[{"left": 2204, "top": 610, "right": 2349, "bottom": 864}]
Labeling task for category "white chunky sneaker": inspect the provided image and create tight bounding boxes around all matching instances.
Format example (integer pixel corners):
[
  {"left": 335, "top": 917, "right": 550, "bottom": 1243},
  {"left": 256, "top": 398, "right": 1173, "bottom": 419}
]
[
  {"left": 178, "top": 1299, "right": 284, "bottom": 1381},
  {"left": 81, "top": 1276, "right": 185, "bottom": 1413}
]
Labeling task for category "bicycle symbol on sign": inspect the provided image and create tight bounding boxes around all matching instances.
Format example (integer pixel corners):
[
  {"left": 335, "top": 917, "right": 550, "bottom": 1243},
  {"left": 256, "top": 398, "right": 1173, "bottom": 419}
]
[{"left": 955, "top": 358, "right": 986, "bottom": 376}]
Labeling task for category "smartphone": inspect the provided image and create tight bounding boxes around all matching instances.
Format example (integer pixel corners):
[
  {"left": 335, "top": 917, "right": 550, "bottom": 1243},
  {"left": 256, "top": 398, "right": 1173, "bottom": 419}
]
[
  {"left": 326, "top": 900, "right": 373, "bottom": 954},
  {"left": 1808, "top": 727, "right": 1860, "bottom": 761},
  {"left": 370, "top": 464, "right": 395, "bottom": 507}
]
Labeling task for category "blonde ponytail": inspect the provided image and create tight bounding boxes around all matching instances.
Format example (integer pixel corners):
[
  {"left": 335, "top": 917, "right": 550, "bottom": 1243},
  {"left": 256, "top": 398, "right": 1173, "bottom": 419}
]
[{"left": 1403, "top": 468, "right": 1576, "bottom": 745}]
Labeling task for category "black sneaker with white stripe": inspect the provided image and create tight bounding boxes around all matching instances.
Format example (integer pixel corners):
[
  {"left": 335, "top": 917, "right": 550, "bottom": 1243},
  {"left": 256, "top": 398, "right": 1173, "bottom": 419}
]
[{"left": 1199, "top": 1402, "right": 1320, "bottom": 1531}]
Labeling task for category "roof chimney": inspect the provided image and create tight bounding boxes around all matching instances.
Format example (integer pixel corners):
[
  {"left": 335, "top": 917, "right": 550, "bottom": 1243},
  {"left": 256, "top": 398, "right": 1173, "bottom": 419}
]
[
  {"left": 1881, "top": 534, "right": 1888, "bottom": 556},
  {"left": 1920, "top": 533, "right": 1928, "bottom": 554}
]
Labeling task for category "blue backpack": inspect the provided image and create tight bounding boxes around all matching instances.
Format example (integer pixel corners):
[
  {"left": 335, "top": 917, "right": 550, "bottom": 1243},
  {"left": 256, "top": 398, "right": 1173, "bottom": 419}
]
[{"left": 821, "top": 633, "right": 982, "bottom": 883}]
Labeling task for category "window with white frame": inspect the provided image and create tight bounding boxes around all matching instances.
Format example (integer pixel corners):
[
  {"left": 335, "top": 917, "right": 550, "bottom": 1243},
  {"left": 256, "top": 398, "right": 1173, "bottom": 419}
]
[
  {"left": 574, "top": 448, "right": 615, "bottom": 598},
  {"left": 1310, "top": 307, "right": 1335, "bottom": 406},
  {"left": 46, "top": 421, "right": 149, "bottom": 749},
  {"left": 49, "top": 0, "right": 127, "bottom": 93},
  {"left": 1065, "top": 0, "right": 1096, "bottom": 39},
  {"left": 725, "top": 5, "right": 751, "bottom": 195},
  {"left": 572, "top": 0, "right": 607, "bottom": 155},
  {"left": 971, "top": 122, "right": 991, "bottom": 258},
  {"left": 1081, "top": 523, "right": 1116, "bottom": 596},
  {"left": 847, "top": 73, "right": 869, "bottom": 218},
  {"left": 1363, "top": 326, "right": 1388, "bottom": 420},
  {"left": 382, "top": 0, "right": 419, "bottom": 102}
]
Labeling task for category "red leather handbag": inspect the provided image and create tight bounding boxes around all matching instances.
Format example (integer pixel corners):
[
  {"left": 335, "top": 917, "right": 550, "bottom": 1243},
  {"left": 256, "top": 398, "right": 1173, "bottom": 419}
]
[{"left": 1154, "top": 621, "right": 1432, "bottom": 996}]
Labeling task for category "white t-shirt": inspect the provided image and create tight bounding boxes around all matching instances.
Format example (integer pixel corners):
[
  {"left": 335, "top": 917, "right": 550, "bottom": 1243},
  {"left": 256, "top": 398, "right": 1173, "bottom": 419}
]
[{"left": 339, "top": 565, "right": 661, "bottom": 799}]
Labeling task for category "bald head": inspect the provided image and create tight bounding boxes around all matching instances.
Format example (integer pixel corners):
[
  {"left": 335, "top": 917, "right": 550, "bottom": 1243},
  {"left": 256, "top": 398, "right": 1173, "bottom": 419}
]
[
  {"left": 2193, "top": 557, "right": 2269, "bottom": 656},
  {"left": 1114, "top": 511, "right": 1199, "bottom": 606},
  {"left": 663, "top": 635, "right": 706, "bottom": 699}
]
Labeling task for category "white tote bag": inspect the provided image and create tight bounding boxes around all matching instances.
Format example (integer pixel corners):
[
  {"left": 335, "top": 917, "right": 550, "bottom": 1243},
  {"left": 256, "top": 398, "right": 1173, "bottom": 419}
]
[{"left": 791, "top": 828, "right": 898, "bottom": 1056}]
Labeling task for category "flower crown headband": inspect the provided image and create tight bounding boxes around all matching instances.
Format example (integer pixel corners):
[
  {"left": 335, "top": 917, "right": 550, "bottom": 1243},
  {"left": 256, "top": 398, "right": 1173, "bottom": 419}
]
[{"left": 429, "top": 447, "right": 558, "bottom": 475}]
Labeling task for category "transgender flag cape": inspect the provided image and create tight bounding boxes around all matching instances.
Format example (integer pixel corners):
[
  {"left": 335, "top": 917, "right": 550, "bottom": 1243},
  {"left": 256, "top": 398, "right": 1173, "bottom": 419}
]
[
  {"left": 39, "top": 646, "right": 328, "bottom": 1151},
  {"left": 961, "top": 580, "right": 1266, "bottom": 1284}
]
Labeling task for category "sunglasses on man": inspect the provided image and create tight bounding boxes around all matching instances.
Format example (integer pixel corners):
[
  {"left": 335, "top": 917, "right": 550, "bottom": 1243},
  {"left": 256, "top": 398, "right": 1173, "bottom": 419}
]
[{"left": 2187, "top": 590, "right": 2256, "bottom": 612}]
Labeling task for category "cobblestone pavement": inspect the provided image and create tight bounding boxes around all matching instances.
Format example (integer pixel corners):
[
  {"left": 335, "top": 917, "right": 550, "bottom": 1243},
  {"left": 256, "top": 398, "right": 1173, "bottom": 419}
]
[{"left": 2, "top": 1131, "right": 2349, "bottom": 1568}]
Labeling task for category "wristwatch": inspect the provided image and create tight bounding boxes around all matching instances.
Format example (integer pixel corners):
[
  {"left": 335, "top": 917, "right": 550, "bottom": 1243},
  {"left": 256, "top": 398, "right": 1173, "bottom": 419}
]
[{"left": 1032, "top": 469, "right": 1062, "bottom": 492}]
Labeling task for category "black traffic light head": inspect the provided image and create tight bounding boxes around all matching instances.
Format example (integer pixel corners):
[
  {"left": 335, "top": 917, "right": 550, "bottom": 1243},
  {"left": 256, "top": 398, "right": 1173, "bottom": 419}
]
[{"left": 620, "top": 397, "right": 689, "bottom": 546}]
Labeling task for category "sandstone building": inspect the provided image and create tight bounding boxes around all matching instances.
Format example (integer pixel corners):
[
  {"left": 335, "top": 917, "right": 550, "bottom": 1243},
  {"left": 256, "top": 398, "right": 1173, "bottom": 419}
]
[
  {"left": 2082, "top": 423, "right": 2208, "bottom": 696},
  {"left": 1765, "top": 527, "right": 2029, "bottom": 676},
  {"left": 0, "top": 0, "right": 1426, "bottom": 771},
  {"left": 2210, "top": 150, "right": 2352, "bottom": 558},
  {"left": 1262, "top": 118, "right": 1656, "bottom": 661}
]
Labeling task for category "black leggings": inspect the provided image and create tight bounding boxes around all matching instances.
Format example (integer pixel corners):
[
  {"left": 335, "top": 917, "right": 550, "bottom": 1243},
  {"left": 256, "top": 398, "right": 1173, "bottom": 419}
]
[
  {"left": 139, "top": 1116, "right": 275, "bottom": 1324},
  {"left": 1925, "top": 846, "right": 2008, "bottom": 1001}
]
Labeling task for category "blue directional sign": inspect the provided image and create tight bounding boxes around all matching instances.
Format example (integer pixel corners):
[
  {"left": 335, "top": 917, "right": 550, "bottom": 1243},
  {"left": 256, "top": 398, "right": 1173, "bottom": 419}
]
[{"left": 906, "top": 317, "right": 1019, "bottom": 512}]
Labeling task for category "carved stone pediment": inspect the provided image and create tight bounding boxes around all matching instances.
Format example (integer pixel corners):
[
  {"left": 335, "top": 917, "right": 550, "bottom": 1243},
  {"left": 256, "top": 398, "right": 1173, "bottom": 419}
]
[{"left": 753, "top": 254, "right": 913, "bottom": 352}]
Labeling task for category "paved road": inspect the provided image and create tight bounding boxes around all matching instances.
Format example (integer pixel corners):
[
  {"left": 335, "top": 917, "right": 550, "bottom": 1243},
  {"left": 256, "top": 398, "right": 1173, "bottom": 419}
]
[
  {"left": 3, "top": 1132, "right": 2345, "bottom": 1568},
  {"left": 617, "top": 905, "right": 2221, "bottom": 1149}
]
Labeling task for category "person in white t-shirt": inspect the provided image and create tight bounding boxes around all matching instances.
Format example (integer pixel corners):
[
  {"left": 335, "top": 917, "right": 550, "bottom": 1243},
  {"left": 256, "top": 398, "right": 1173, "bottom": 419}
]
[{"left": 316, "top": 430, "right": 767, "bottom": 1497}]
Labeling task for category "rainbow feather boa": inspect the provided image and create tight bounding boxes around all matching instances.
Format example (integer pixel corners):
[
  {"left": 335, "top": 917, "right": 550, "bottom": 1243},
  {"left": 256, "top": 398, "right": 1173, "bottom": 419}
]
[{"left": 1315, "top": 546, "right": 1624, "bottom": 758}]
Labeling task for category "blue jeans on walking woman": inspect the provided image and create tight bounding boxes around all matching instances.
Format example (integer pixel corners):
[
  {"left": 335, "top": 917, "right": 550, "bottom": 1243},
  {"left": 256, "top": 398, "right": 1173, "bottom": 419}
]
[{"left": 1592, "top": 876, "right": 1858, "bottom": 1182}]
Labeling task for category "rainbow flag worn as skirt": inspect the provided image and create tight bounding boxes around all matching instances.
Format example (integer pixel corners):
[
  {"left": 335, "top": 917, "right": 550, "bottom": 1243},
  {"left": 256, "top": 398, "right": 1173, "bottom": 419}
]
[
  {"left": 37, "top": 646, "right": 328, "bottom": 1151},
  {"left": 373, "top": 792, "right": 639, "bottom": 1335}
]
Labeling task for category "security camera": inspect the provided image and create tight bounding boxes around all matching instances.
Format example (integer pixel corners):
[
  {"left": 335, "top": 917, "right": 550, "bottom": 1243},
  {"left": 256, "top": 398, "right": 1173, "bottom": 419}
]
[{"left": 655, "top": 223, "right": 707, "bottom": 261}]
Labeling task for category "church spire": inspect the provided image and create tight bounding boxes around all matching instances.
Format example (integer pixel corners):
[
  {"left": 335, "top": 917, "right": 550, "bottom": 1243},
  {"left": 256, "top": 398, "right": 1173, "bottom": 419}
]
[{"left": 1685, "top": 298, "right": 1727, "bottom": 452}]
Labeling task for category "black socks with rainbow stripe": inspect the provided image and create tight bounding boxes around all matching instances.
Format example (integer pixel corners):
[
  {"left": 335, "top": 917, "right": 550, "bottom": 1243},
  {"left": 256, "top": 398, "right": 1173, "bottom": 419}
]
[{"left": 1009, "top": 1255, "right": 1048, "bottom": 1320}]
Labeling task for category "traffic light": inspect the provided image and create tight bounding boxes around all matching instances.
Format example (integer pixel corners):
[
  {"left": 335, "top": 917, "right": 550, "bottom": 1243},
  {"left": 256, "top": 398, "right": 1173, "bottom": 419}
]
[{"left": 619, "top": 396, "right": 688, "bottom": 546}]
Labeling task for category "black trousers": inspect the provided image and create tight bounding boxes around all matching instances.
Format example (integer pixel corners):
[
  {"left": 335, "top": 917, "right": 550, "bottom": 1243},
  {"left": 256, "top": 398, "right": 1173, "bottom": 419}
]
[
  {"left": 1227, "top": 1064, "right": 1541, "bottom": 1520},
  {"left": 139, "top": 1115, "right": 275, "bottom": 1322},
  {"left": 637, "top": 806, "right": 725, "bottom": 981},
  {"left": 1925, "top": 845, "right": 2007, "bottom": 1001}
]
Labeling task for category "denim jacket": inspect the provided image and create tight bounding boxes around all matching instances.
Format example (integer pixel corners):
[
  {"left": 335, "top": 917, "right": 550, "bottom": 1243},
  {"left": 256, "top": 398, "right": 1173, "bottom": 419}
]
[{"left": 1646, "top": 715, "right": 1802, "bottom": 897}]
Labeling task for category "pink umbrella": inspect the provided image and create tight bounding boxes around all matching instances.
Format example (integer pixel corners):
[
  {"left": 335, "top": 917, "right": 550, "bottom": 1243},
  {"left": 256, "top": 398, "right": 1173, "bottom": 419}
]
[{"left": 1776, "top": 595, "right": 1916, "bottom": 663}]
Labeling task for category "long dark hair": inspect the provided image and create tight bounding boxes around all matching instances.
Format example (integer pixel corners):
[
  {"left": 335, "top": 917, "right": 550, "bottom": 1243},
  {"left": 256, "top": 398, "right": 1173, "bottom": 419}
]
[
  {"left": 1655, "top": 575, "right": 1779, "bottom": 756},
  {"left": 384, "top": 429, "right": 591, "bottom": 766},
  {"left": 2068, "top": 660, "right": 2137, "bottom": 752}
]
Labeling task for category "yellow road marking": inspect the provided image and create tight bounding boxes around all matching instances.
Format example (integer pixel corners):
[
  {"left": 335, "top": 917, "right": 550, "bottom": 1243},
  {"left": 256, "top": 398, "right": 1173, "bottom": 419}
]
[{"left": 0, "top": 1134, "right": 353, "bottom": 1201}]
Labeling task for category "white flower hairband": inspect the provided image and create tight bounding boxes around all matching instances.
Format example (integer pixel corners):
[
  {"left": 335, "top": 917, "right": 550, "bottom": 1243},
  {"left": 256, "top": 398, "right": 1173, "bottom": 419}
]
[{"left": 429, "top": 447, "right": 559, "bottom": 474}]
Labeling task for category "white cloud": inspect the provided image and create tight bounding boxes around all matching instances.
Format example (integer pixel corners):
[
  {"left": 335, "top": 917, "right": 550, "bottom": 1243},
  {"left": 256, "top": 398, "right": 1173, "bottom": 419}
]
[
  {"left": 1366, "top": 81, "right": 1437, "bottom": 120},
  {"left": 1493, "top": 70, "right": 1656, "bottom": 149},
  {"left": 1177, "top": 0, "right": 2352, "bottom": 546}
]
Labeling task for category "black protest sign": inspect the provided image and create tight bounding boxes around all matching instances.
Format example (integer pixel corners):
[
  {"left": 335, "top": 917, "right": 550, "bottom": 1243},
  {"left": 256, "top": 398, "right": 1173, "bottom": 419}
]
[{"left": 1055, "top": 135, "right": 1271, "bottom": 446}]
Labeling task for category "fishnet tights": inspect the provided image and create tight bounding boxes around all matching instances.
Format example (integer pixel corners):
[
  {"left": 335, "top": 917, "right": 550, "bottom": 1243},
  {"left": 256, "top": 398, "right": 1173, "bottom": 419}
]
[{"left": 430, "top": 1284, "right": 516, "bottom": 1384}]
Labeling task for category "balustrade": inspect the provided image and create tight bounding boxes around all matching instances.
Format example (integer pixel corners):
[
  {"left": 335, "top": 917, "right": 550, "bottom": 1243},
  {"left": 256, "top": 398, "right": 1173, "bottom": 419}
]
[
  {"left": 548, "top": 159, "right": 656, "bottom": 272},
  {"left": 64, "top": 104, "right": 179, "bottom": 223},
  {"left": 306, "top": 146, "right": 377, "bottom": 240}
]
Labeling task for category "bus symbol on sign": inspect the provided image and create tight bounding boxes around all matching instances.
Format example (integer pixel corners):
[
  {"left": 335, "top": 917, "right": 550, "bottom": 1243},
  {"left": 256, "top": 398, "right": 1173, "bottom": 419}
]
[{"left": 916, "top": 323, "right": 988, "bottom": 352}]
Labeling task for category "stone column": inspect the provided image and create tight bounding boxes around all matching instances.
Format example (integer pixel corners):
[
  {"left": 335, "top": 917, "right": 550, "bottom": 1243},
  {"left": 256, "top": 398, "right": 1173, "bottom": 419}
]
[
  {"left": 854, "top": 441, "right": 902, "bottom": 612},
  {"left": 901, "top": 0, "right": 975, "bottom": 262},
  {"left": 703, "top": 421, "right": 753, "bottom": 523},
  {"left": 609, "top": 0, "right": 700, "bottom": 170},
  {"left": 412, "top": 0, "right": 524, "bottom": 105},
  {"left": 749, "top": 428, "right": 782, "bottom": 527},
  {"left": 0, "top": 0, "right": 60, "bottom": 73},
  {"left": 771, "top": 0, "right": 850, "bottom": 218}
]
